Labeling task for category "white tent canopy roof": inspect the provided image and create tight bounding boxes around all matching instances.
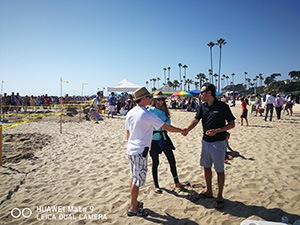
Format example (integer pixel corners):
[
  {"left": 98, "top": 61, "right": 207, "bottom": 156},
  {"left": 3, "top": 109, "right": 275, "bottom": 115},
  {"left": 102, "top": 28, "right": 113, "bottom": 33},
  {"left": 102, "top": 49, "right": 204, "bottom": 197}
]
[{"left": 107, "top": 79, "right": 141, "bottom": 93}]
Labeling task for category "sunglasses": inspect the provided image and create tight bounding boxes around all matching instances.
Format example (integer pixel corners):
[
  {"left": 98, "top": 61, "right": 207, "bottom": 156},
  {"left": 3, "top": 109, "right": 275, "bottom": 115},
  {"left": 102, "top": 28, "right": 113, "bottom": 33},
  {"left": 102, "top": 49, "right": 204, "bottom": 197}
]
[
  {"left": 200, "top": 90, "right": 207, "bottom": 94},
  {"left": 156, "top": 98, "right": 164, "bottom": 101},
  {"left": 145, "top": 95, "right": 152, "bottom": 99}
]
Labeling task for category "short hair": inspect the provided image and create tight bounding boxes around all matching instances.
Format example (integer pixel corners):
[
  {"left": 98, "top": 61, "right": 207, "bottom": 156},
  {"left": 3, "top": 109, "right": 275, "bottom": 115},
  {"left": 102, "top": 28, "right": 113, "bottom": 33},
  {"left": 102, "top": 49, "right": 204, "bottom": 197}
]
[
  {"left": 201, "top": 83, "right": 216, "bottom": 97},
  {"left": 135, "top": 98, "right": 142, "bottom": 103}
]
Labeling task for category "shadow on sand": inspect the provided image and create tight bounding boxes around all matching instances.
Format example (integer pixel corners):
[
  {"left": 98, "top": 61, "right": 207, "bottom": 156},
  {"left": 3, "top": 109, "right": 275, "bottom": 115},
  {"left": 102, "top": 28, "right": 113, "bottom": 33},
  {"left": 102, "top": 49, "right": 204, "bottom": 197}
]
[
  {"left": 142, "top": 208, "right": 199, "bottom": 225},
  {"left": 162, "top": 187, "right": 300, "bottom": 224},
  {"left": 228, "top": 150, "right": 255, "bottom": 161}
]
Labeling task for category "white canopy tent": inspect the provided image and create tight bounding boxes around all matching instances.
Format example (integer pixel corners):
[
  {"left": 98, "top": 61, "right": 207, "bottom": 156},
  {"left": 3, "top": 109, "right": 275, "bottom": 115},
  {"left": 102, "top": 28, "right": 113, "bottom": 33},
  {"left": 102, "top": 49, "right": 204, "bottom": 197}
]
[{"left": 107, "top": 79, "right": 141, "bottom": 93}]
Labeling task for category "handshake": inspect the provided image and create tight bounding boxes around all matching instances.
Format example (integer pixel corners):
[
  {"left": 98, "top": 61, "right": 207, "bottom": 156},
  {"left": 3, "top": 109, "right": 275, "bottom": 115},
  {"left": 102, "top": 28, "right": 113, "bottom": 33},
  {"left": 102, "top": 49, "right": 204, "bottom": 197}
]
[{"left": 180, "top": 128, "right": 189, "bottom": 136}]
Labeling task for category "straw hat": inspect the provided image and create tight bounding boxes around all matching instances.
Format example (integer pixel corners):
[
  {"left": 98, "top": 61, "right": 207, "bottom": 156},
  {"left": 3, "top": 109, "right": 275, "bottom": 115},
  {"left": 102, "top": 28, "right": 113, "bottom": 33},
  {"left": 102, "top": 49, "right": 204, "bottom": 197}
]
[
  {"left": 152, "top": 90, "right": 166, "bottom": 99},
  {"left": 133, "top": 87, "right": 151, "bottom": 101}
]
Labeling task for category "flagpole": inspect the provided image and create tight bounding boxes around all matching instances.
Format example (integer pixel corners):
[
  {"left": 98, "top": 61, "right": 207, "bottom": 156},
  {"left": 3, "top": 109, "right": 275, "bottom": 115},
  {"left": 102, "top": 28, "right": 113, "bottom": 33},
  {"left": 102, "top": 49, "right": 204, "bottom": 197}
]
[
  {"left": 81, "top": 82, "right": 88, "bottom": 96},
  {"left": 60, "top": 78, "right": 63, "bottom": 134}
]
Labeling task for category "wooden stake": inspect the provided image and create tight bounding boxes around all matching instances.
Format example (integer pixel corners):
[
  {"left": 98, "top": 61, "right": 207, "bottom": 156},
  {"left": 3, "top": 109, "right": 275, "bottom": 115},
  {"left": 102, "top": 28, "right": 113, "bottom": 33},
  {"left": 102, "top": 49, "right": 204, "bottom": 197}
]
[
  {"left": 60, "top": 114, "right": 62, "bottom": 134},
  {"left": 0, "top": 125, "right": 2, "bottom": 165}
]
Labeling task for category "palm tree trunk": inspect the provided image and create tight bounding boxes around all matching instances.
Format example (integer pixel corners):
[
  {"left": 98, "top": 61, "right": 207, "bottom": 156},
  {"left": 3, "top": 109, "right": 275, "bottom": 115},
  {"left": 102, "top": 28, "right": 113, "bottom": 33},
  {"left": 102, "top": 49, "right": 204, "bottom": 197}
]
[
  {"left": 210, "top": 48, "right": 213, "bottom": 75},
  {"left": 218, "top": 48, "right": 222, "bottom": 92}
]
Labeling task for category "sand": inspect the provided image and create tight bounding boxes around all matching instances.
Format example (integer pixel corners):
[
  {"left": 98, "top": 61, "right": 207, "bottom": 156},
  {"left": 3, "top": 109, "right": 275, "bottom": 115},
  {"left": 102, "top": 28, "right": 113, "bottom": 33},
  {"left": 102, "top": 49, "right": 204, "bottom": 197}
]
[{"left": 0, "top": 103, "right": 300, "bottom": 225}]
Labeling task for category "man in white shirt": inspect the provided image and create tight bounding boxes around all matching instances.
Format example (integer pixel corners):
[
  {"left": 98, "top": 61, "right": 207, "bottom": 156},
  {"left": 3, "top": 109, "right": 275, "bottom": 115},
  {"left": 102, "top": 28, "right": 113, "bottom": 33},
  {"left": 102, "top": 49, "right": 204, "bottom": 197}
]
[
  {"left": 92, "top": 91, "right": 103, "bottom": 113},
  {"left": 264, "top": 92, "right": 276, "bottom": 121},
  {"left": 125, "top": 87, "right": 187, "bottom": 217}
]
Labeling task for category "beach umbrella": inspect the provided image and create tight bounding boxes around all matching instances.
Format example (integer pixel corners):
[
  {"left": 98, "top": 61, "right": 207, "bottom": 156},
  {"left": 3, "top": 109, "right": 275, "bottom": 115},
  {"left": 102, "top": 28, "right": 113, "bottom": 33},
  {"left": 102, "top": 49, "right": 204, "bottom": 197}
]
[
  {"left": 189, "top": 90, "right": 223, "bottom": 96},
  {"left": 171, "top": 91, "right": 192, "bottom": 97},
  {"left": 189, "top": 90, "right": 200, "bottom": 95}
]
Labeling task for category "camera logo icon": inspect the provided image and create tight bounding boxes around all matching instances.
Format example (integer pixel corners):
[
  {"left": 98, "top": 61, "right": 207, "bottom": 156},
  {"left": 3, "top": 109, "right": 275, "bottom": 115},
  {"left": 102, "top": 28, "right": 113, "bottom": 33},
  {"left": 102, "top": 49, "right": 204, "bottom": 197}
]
[{"left": 11, "top": 208, "right": 32, "bottom": 218}]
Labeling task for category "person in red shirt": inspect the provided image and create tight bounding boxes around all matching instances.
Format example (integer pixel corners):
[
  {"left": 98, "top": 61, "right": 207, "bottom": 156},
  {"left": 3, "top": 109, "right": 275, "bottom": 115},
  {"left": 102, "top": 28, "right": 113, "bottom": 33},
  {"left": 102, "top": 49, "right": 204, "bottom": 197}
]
[{"left": 240, "top": 97, "right": 249, "bottom": 126}]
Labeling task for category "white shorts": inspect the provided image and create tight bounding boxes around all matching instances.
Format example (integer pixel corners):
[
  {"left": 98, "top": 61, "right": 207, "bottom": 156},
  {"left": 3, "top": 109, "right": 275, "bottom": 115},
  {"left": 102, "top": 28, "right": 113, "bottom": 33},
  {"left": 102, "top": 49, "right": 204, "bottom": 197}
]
[
  {"left": 128, "top": 154, "right": 148, "bottom": 187},
  {"left": 200, "top": 140, "right": 226, "bottom": 173},
  {"left": 108, "top": 105, "right": 115, "bottom": 113}
]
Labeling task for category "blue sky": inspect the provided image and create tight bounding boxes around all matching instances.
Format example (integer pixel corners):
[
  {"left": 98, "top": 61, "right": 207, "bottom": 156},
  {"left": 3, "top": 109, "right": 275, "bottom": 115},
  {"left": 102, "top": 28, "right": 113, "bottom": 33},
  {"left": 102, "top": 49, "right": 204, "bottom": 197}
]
[{"left": 1, "top": 0, "right": 299, "bottom": 96}]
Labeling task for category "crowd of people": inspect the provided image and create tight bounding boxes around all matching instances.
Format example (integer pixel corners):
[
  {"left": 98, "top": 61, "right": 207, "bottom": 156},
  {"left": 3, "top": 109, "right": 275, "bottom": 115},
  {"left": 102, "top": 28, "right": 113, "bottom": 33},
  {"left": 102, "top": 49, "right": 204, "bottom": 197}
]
[
  {"left": 0, "top": 91, "right": 95, "bottom": 114},
  {"left": 1, "top": 89, "right": 297, "bottom": 124}
]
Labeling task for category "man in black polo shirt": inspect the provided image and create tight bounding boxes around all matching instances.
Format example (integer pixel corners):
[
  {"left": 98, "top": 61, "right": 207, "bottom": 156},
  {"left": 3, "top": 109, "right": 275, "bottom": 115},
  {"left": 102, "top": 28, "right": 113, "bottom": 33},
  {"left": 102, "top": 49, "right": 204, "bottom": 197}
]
[{"left": 186, "top": 83, "right": 235, "bottom": 209}]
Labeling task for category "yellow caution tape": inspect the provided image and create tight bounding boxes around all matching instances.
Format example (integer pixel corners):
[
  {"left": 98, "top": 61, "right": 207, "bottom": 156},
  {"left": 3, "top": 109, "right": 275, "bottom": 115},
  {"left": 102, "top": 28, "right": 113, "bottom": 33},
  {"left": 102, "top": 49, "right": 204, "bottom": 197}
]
[{"left": 1, "top": 112, "right": 63, "bottom": 130}]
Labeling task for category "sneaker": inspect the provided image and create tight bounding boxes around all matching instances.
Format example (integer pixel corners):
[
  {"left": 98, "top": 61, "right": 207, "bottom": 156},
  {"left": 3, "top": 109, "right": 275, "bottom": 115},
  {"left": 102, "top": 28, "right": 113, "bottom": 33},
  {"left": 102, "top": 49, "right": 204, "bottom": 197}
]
[{"left": 154, "top": 188, "right": 162, "bottom": 194}]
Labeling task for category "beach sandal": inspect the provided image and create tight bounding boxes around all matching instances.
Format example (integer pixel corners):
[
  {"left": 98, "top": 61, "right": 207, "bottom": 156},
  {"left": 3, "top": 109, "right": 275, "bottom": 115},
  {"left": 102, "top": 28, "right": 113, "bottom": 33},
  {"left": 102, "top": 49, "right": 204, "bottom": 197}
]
[
  {"left": 154, "top": 188, "right": 163, "bottom": 194},
  {"left": 127, "top": 208, "right": 148, "bottom": 217},
  {"left": 198, "top": 192, "right": 214, "bottom": 199},
  {"left": 137, "top": 201, "right": 144, "bottom": 209},
  {"left": 214, "top": 200, "right": 225, "bottom": 209},
  {"left": 183, "top": 181, "right": 191, "bottom": 186},
  {"left": 175, "top": 181, "right": 191, "bottom": 188}
]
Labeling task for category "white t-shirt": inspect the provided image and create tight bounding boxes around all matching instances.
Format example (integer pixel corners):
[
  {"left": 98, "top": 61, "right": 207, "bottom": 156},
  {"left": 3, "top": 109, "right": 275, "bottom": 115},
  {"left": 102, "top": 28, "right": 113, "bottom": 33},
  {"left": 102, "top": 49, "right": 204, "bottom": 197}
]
[
  {"left": 92, "top": 97, "right": 102, "bottom": 108},
  {"left": 125, "top": 106, "right": 164, "bottom": 155},
  {"left": 265, "top": 94, "right": 275, "bottom": 106}
]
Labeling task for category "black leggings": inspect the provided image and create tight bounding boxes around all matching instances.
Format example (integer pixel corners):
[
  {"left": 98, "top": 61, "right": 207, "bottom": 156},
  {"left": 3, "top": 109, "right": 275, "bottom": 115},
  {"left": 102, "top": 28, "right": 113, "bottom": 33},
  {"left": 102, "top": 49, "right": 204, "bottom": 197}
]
[{"left": 151, "top": 148, "right": 179, "bottom": 188}]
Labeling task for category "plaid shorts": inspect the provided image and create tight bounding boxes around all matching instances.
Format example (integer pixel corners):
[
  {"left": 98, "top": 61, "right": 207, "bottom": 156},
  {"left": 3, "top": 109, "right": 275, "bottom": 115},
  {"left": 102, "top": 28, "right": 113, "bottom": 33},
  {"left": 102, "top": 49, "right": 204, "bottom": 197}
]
[{"left": 128, "top": 154, "right": 148, "bottom": 187}]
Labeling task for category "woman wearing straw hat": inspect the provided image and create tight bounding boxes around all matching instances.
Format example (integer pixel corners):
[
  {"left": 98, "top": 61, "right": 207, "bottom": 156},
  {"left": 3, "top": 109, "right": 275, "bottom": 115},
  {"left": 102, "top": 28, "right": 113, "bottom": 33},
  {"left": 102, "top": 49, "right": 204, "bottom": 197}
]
[{"left": 148, "top": 90, "right": 187, "bottom": 194}]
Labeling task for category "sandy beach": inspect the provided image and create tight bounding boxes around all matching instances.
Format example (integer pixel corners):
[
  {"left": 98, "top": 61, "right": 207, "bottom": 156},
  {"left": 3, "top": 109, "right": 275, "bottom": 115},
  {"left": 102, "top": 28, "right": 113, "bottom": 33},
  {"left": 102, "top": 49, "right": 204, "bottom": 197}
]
[{"left": 0, "top": 103, "right": 300, "bottom": 225}]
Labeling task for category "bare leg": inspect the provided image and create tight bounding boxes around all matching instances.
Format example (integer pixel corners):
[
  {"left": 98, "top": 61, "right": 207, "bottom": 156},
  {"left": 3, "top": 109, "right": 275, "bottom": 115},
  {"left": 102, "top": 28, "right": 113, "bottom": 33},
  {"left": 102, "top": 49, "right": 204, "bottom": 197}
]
[
  {"left": 217, "top": 172, "right": 225, "bottom": 200},
  {"left": 203, "top": 167, "right": 213, "bottom": 196},
  {"left": 128, "top": 179, "right": 139, "bottom": 213}
]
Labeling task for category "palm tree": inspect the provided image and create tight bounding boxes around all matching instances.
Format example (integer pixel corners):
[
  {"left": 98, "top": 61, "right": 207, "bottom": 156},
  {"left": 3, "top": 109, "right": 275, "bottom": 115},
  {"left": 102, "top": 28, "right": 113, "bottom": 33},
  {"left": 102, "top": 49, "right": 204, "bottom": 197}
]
[
  {"left": 259, "top": 73, "right": 263, "bottom": 86},
  {"left": 195, "top": 73, "right": 206, "bottom": 89},
  {"left": 246, "top": 78, "right": 251, "bottom": 89},
  {"left": 231, "top": 73, "right": 235, "bottom": 105},
  {"left": 183, "top": 64, "right": 188, "bottom": 90},
  {"left": 253, "top": 77, "right": 258, "bottom": 94},
  {"left": 183, "top": 76, "right": 186, "bottom": 91},
  {"left": 207, "top": 41, "right": 215, "bottom": 76},
  {"left": 231, "top": 73, "right": 235, "bottom": 84},
  {"left": 208, "top": 69, "right": 213, "bottom": 83},
  {"left": 222, "top": 74, "right": 226, "bottom": 90},
  {"left": 225, "top": 75, "right": 229, "bottom": 86},
  {"left": 146, "top": 81, "right": 149, "bottom": 90},
  {"left": 221, "top": 78, "right": 224, "bottom": 90},
  {"left": 167, "top": 80, "right": 173, "bottom": 88},
  {"left": 163, "top": 68, "right": 167, "bottom": 84},
  {"left": 173, "top": 80, "right": 180, "bottom": 90},
  {"left": 157, "top": 77, "right": 160, "bottom": 88},
  {"left": 216, "top": 38, "right": 227, "bottom": 92},
  {"left": 178, "top": 63, "right": 182, "bottom": 90},
  {"left": 194, "top": 81, "right": 199, "bottom": 89},
  {"left": 149, "top": 79, "right": 152, "bottom": 90},
  {"left": 244, "top": 72, "right": 248, "bottom": 89},
  {"left": 185, "top": 79, "right": 193, "bottom": 91},
  {"left": 213, "top": 73, "right": 218, "bottom": 86},
  {"left": 254, "top": 75, "right": 259, "bottom": 93},
  {"left": 152, "top": 78, "right": 157, "bottom": 90},
  {"left": 167, "top": 67, "right": 171, "bottom": 81}
]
